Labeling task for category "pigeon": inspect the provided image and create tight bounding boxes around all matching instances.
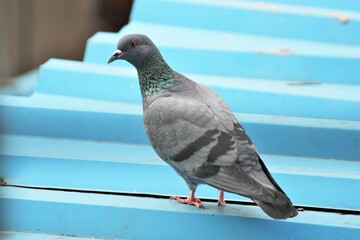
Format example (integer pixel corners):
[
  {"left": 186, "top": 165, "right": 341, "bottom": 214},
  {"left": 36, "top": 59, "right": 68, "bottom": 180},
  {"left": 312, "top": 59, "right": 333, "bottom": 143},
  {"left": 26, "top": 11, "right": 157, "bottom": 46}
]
[{"left": 108, "top": 34, "right": 298, "bottom": 219}]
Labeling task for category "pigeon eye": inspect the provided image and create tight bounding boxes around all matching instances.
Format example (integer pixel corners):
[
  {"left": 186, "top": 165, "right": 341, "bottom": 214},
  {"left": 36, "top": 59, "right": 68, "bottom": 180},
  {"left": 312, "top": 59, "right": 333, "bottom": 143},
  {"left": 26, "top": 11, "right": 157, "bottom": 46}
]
[{"left": 130, "top": 41, "right": 137, "bottom": 48}]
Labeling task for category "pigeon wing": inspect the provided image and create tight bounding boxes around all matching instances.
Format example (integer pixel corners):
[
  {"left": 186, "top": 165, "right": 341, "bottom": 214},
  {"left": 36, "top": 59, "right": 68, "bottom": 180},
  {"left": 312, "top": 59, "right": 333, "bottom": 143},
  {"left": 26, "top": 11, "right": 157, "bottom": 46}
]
[
  {"left": 144, "top": 96, "right": 289, "bottom": 204},
  {"left": 195, "top": 84, "right": 286, "bottom": 192}
]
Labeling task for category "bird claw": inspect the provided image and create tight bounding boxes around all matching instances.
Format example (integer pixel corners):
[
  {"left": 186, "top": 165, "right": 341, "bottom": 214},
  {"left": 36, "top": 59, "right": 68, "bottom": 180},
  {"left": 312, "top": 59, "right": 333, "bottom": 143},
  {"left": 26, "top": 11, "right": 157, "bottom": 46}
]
[
  {"left": 217, "top": 190, "right": 226, "bottom": 206},
  {"left": 170, "top": 195, "right": 204, "bottom": 209},
  {"left": 217, "top": 199, "right": 226, "bottom": 206}
]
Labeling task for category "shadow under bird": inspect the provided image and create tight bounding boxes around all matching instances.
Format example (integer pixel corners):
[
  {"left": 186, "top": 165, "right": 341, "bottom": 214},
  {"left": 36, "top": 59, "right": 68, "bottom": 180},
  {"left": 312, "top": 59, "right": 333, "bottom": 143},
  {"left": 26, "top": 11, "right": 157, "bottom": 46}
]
[{"left": 108, "top": 34, "right": 298, "bottom": 219}]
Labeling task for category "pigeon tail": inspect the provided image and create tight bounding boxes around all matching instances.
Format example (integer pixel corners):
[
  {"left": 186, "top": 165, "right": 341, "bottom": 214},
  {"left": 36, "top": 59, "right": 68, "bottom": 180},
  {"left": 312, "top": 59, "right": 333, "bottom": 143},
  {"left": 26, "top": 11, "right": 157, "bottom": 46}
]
[
  {"left": 255, "top": 157, "right": 298, "bottom": 219},
  {"left": 254, "top": 200, "right": 298, "bottom": 219}
]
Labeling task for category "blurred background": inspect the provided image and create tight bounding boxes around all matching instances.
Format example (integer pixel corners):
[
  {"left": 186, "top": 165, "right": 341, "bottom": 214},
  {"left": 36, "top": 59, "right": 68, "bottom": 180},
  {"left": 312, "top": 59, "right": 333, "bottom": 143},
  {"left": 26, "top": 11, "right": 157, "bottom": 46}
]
[{"left": 0, "top": 0, "right": 133, "bottom": 87}]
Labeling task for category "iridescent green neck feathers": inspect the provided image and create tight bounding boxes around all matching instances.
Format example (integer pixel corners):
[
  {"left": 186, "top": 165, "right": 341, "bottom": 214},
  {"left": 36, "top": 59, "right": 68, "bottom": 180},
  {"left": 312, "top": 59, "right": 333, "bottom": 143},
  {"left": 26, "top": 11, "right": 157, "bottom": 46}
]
[{"left": 137, "top": 54, "right": 177, "bottom": 99}]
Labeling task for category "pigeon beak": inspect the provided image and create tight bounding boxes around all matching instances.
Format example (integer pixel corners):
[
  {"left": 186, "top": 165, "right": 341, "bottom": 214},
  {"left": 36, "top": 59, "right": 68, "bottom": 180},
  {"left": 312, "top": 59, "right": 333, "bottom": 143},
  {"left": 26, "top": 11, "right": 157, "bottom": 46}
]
[{"left": 108, "top": 50, "right": 122, "bottom": 64}]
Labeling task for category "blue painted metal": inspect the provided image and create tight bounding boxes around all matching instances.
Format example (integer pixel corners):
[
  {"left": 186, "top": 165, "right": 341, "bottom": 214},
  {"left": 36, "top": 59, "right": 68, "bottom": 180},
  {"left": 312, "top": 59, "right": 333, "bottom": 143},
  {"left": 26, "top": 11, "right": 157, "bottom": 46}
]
[
  {"left": 1, "top": 187, "right": 360, "bottom": 240},
  {"left": 37, "top": 59, "right": 360, "bottom": 121},
  {"left": 1, "top": 0, "right": 360, "bottom": 239},
  {"left": 0, "top": 231, "right": 110, "bottom": 240},
  {"left": 1, "top": 134, "right": 359, "bottom": 210},
  {"left": 0, "top": 69, "right": 38, "bottom": 96},
  {"left": 1, "top": 94, "right": 359, "bottom": 160},
  {"left": 85, "top": 22, "right": 360, "bottom": 84},
  {"left": 129, "top": 0, "right": 360, "bottom": 45},
  {"left": 257, "top": 0, "right": 360, "bottom": 11}
]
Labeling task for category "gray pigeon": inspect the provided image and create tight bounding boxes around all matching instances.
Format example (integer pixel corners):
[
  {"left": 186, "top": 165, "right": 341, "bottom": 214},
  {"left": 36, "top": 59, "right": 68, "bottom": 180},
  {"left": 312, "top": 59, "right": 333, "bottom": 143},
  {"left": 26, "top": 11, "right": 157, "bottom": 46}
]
[{"left": 108, "top": 34, "right": 298, "bottom": 219}]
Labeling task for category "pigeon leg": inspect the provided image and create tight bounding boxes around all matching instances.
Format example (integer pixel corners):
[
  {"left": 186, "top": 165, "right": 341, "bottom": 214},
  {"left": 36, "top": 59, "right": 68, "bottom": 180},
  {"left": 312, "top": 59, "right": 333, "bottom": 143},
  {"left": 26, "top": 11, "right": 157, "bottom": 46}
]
[
  {"left": 171, "top": 190, "right": 204, "bottom": 209},
  {"left": 217, "top": 190, "right": 226, "bottom": 206}
]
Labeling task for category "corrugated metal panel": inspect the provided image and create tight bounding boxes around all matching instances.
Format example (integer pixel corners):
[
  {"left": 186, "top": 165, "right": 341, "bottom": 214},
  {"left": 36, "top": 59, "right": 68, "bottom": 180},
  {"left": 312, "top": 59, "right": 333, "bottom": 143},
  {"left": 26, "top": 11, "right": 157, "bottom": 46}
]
[{"left": 1, "top": 0, "right": 359, "bottom": 239}]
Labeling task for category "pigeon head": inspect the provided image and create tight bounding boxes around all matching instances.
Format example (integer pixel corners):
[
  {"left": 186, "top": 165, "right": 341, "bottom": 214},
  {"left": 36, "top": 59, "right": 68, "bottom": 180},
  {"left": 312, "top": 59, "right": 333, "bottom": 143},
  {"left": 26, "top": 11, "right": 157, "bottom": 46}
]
[
  {"left": 108, "top": 34, "right": 160, "bottom": 68},
  {"left": 108, "top": 34, "right": 175, "bottom": 99}
]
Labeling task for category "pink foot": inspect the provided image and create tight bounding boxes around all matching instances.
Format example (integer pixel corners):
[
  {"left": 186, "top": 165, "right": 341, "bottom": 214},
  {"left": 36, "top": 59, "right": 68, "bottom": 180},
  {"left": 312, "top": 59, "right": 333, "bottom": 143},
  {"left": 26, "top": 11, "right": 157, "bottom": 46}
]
[
  {"left": 170, "top": 190, "right": 204, "bottom": 209},
  {"left": 217, "top": 190, "right": 226, "bottom": 206}
]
